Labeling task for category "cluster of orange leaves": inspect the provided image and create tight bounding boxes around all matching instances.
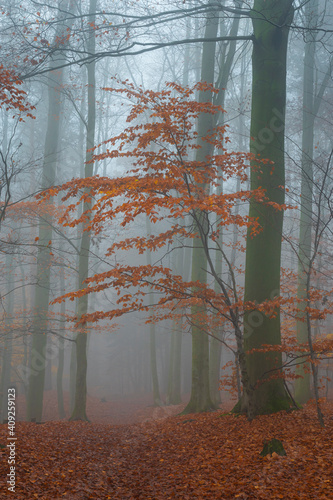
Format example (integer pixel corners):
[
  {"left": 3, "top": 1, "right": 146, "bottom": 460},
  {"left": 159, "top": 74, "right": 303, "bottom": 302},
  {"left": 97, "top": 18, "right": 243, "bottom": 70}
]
[
  {"left": 0, "top": 65, "right": 35, "bottom": 119},
  {"left": 37, "top": 81, "right": 286, "bottom": 326}
]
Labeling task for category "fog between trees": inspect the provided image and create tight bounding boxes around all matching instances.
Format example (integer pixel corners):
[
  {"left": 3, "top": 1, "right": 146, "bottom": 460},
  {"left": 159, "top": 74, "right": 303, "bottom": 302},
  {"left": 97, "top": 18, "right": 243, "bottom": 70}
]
[{"left": 0, "top": 0, "right": 333, "bottom": 424}]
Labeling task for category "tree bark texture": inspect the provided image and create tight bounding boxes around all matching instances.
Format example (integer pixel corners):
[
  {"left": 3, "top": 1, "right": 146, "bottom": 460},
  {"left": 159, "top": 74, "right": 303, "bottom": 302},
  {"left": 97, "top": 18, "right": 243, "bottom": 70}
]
[{"left": 242, "top": 0, "right": 294, "bottom": 416}]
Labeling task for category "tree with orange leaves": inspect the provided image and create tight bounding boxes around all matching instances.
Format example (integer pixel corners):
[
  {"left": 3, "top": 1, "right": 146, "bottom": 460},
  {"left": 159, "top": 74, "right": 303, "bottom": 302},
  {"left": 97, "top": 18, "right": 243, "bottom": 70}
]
[{"left": 42, "top": 81, "right": 289, "bottom": 419}]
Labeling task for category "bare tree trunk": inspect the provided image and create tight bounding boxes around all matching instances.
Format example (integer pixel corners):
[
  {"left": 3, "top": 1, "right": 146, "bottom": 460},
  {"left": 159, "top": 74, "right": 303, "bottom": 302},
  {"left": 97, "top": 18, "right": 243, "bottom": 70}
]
[{"left": 70, "top": 0, "right": 97, "bottom": 421}]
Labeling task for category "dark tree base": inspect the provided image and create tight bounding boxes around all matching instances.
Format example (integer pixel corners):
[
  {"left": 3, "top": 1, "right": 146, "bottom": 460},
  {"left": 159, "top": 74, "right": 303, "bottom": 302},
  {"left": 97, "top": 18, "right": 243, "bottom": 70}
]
[{"left": 260, "top": 438, "right": 286, "bottom": 457}]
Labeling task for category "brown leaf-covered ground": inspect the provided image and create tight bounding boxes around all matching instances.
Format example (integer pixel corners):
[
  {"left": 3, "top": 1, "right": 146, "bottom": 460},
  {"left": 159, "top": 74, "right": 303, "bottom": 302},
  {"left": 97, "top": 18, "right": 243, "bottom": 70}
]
[{"left": 1, "top": 397, "right": 333, "bottom": 499}]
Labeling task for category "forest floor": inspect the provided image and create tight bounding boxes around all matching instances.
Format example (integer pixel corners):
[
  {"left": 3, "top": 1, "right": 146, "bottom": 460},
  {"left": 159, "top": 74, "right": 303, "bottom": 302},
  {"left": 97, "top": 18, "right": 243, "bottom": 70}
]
[{"left": 0, "top": 394, "right": 333, "bottom": 499}]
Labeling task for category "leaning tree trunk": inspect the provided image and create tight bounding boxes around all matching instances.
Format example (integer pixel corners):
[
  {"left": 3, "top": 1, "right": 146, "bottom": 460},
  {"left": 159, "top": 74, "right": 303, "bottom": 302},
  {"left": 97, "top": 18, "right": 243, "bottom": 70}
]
[
  {"left": 183, "top": 0, "right": 219, "bottom": 414},
  {"left": 69, "top": 0, "right": 97, "bottom": 421},
  {"left": 241, "top": 0, "right": 294, "bottom": 417}
]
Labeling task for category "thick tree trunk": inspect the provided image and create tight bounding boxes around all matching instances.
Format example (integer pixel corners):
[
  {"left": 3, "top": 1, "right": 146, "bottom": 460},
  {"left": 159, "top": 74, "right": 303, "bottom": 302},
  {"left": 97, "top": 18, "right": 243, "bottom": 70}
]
[{"left": 242, "top": 0, "right": 294, "bottom": 417}]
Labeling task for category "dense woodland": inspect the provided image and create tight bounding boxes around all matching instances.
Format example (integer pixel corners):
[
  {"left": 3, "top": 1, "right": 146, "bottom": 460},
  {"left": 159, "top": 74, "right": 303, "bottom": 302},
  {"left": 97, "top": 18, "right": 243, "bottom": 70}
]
[{"left": 0, "top": 0, "right": 333, "bottom": 498}]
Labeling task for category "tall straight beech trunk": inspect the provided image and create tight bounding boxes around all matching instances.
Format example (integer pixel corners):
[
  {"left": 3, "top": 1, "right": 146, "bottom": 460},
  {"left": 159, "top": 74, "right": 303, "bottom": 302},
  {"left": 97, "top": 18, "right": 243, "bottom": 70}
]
[
  {"left": 70, "top": 0, "right": 97, "bottom": 421},
  {"left": 183, "top": 1, "right": 219, "bottom": 414},
  {"left": 294, "top": 0, "right": 318, "bottom": 404},
  {"left": 242, "top": 0, "right": 294, "bottom": 417},
  {"left": 26, "top": 3, "right": 70, "bottom": 421}
]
